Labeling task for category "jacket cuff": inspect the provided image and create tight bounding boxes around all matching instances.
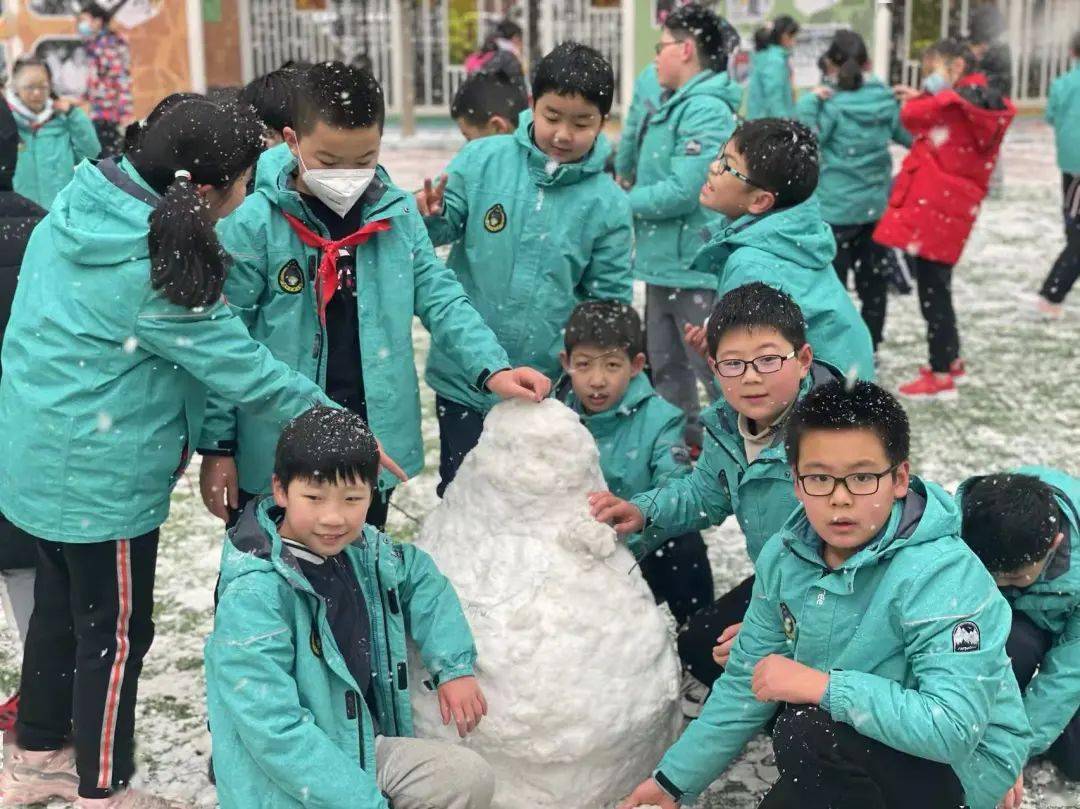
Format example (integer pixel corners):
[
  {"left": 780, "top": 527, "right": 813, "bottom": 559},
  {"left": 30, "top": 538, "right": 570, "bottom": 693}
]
[
  {"left": 824, "top": 669, "right": 849, "bottom": 721},
  {"left": 197, "top": 444, "right": 236, "bottom": 458},
  {"left": 474, "top": 367, "right": 511, "bottom": 393},
  {"left": 431, "top": 661, "right": 475, "bottom": 688},
  {"left": 653, "top": 770, "right": 685, "bottom": 803}
]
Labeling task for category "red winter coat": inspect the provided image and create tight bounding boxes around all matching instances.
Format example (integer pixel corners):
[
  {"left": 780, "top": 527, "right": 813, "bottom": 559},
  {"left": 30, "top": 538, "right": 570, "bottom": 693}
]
[{"left": 874, "top": 74, "right": 1015, "bottom": 265}]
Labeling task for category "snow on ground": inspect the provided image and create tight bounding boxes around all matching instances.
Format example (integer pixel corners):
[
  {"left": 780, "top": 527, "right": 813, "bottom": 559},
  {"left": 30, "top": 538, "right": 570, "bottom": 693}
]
[{"left": 2, "top": 117, "right": 1077, "bottom": 808}]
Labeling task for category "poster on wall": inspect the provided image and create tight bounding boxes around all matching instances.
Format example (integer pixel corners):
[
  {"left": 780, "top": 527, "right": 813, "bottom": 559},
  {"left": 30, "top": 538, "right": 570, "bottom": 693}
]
[
  {"left": 33, "top": 36, "right": 89, "bottom": 96},
  {"left": 27, "top": 0, "right": 72, "bottom": 16},
  {"left": 28, "top": 0, "right": 162, "bottom": 27}
]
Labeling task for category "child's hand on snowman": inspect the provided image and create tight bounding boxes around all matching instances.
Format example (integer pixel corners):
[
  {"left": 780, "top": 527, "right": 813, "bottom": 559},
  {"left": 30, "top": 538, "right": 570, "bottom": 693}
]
[
  {"left": 712, "top": 622, "right": 742, "bottom": 668},
  {"left": 485, "top": 367, "right": 552, "bottom": 402},
  {"left": 437, "top": 675, "right": 488, "bottom": 738},
  {"left": 587, "top": 492, "right": 645, "bottom": 535},
  {"left": 618, "top": 778, "right": 678, "bottom": 809}
]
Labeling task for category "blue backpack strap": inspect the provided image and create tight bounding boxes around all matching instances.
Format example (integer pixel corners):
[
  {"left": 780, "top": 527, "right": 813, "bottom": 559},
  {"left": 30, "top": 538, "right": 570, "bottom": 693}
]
[{"left": 96, "top": 157, "right": 160, "bottom": 208}]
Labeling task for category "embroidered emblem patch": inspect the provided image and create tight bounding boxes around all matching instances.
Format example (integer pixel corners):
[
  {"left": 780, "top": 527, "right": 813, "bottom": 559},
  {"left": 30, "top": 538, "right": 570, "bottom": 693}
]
[
  {"left": 952, "top": 621, "right": 980, "bottom": 653},
  {"left": 780, "top": 602, "right": 797, "bottom": 641},
  {"left": 484, "top": 203, "right": 507, "bottom": 233},
  {"left": 684, "top": 139, "right": 702, "bottom": 155},
  {"left": 278, "top": 259, "right": 305, "bottom": 294},
  {"left": 310, "top": 629, "right": 323, "bottom": 657}
]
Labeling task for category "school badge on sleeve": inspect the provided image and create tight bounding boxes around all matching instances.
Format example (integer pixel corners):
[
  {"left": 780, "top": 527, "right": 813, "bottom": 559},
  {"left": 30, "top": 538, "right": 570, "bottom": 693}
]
[
  {"left": 780, "top": 602, "right": 797, "bottom": 641},
  {"left": 278, "top": 259, "right": 305, "bottom": 294},
  {"left": 952, "top": 621, "right": 980, "bottom": 652},
  {"left": 483, "top": 203, "right": 507, "bottom": 233}
]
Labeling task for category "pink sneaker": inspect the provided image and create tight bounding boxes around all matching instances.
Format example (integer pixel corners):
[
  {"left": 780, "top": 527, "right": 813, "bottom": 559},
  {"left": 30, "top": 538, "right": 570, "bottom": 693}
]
[
  {"left": 0, "top": 745, "right": 79, "bottom": 805},
  {"left": 75, "top": 788, "right": 193, "bottom": 809},
  {"left": 898, "top": 369, "right": 958, "bottom": 400}
]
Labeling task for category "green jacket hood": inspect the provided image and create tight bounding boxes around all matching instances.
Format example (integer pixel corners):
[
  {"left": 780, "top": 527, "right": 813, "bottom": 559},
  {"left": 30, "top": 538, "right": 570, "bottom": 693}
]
[
  {"left": 654, "top": 70, "right": 741, "bottom": 123},
  {"left": 219, "top": 496, "right": 317, "bottom": 595},
  {"left": 254, "top": 142, "right": 409, "bottom": 223},
  {"left": 705, "top": 196, "right": 837, "bottom": 271},
  {"left": 49, "top": 157, "right": 158, "bottom": 267},
  {"left": 512, "top": 108, "right": 612, "bottom": 186},
  {"left": 783, "top": 477, "right": 961, "bottom": 574}
]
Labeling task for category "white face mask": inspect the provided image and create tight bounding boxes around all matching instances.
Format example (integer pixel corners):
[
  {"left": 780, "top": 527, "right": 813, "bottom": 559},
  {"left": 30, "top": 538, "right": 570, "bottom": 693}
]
[{"left": 295, "top": 147, "right": 375, "bottom": 218}]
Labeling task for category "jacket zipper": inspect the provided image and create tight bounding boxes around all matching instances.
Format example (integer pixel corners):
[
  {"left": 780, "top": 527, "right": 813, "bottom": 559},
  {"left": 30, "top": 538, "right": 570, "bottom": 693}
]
[{"left": 371, "top": 540, "right": 400, "bottom": 735}]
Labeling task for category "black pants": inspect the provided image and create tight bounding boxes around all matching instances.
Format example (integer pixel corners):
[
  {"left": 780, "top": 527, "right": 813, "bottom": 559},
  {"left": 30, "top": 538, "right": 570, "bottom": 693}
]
[
  {"left": 1007, "top": 610, "right": 1080, "bottom": 779},
  {"left": 832, "top": 223, "right": 888, "bottom": 349},
  {"left": 435, "top": 394, "right": 486, "bottom": 498},
  {"left": 92, "top": 119, "right": 124, "bottom": 159},
  {"left": 228, "top": 487, "right": 394, "bottom": 532},
  {"left": 0, "top": 514, "right": 38, "bottom": 570},
  {"left": 637, "top": 533, "right": 714, "bottom": 627},
  {"left": 677, "top": 574, "right": 754, "bottom": 686},
  {"left": 16, "top": 532, "right": 159, "bottom": 798},
  {"left": 1039, "top": 173, "right": 1080, "bottom": 305},
  {"left": 758, "top": 705, "right": 965, "bottom": 809},
  {"left": 909, "top": 255, "right": 960, "bottom": 373}
]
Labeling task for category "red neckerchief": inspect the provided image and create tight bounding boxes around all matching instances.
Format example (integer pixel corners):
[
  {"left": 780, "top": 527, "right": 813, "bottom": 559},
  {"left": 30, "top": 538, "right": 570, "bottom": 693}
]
[{"left": 281, "top": 212, "right": 391, "bottom": 324}]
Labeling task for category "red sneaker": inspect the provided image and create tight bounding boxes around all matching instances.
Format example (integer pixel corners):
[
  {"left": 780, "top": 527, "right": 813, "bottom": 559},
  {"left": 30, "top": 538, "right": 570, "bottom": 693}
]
[
  {"left": 898, "top": 369, "right": 958, "bottom": 400},
  {"left": 919, "top": 358, "right": 966, "bottom": 385},
  {"left": 0, "top": 692, "right": 18, "bottom": 733}
]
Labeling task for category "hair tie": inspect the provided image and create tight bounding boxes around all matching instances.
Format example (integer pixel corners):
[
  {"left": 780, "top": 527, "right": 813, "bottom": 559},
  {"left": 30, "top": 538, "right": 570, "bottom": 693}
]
[{"left": 174, "top": 169, "right": 192, "bottom": 182}]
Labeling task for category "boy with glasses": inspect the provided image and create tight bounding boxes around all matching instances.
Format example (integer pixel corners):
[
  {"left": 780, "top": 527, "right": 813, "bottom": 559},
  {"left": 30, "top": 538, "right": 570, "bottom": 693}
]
[
  {"left": 696, "top": 117, "right": 875, "bottom": 381},
  {"left": 620, "top": 380, "right": 1030, "bottom": 809},
  {"left": 590, "top": 283, "right": 841, "bottom": 713},
  {"left": 630, "top": 3, "right": 742, "bottom": 451}
]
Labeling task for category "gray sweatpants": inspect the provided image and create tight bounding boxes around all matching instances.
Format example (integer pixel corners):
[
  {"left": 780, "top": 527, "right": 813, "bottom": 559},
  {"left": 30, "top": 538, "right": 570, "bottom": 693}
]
[
  {"left": 645, "top": 284, "right": 720, "bottom": 446},
  {"left": 376, "top": 735, "right": 494, "bottom": 809}
]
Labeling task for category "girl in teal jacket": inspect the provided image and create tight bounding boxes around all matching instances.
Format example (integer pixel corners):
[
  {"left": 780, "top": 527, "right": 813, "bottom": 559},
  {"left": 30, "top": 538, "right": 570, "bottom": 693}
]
[
  {"left": 0, "top": 100, "right": 334, "bottom": 806},
  {"left": 746, "top": 16, "right": 799, "bottom": 119},
  {"left": 6, "top": 57, "right": 100, "bottom": 209},
  {"left": 797, "top": 31, "right": 911, "bottom": 349}
]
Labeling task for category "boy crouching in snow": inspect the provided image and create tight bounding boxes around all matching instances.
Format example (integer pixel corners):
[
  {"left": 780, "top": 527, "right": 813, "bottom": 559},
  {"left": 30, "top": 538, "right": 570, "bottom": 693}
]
[
  {"left": 621, "top": 381, "right": 1030, "bottom": 809},
  {"left": 205, "top": 406, "right": 493, "bottom": 809}
]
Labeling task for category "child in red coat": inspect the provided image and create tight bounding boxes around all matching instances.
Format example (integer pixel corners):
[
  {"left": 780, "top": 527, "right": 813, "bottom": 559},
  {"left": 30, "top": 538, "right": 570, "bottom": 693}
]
[{"left": 875, "top": 39, "right": 1014, "bottom": 399}]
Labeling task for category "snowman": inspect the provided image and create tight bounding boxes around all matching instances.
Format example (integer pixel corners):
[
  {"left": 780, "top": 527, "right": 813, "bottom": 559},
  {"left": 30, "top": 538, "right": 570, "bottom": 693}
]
[{"left": 408, "top": 399, "right": 682, "bottom": 808}]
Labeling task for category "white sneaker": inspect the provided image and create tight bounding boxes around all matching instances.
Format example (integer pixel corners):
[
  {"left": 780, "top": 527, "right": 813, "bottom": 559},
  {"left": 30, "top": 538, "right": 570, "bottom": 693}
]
[
  {"left": 0, "top": 745, "right": 80, "bottom": 805},
  {"left": 680, "top": 673, "right": 710, "bottom": 719}
]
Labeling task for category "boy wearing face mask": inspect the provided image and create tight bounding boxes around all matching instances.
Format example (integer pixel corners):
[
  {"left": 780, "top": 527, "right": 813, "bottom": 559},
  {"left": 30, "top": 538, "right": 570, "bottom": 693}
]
[
  {"left": 414, "top": 42, "right": 633, "bottom": 496},
  {"left": 204, "top": 62, "right": 550, "bottom": 529}
]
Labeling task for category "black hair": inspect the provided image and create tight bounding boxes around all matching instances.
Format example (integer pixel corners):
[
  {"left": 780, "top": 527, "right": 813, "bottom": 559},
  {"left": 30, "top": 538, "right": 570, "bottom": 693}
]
[
  {"left": 531, "top": 42, "right": 614, "bottom": 117},
  {"left": 123, "top": 92, "right": 203, "bottom": 154},
  {"left": 962, "top": 473, "right": 1063, "bottom": 573},
  {"left": 706, "top": 282, "right": 807, "bottom": 358},
  {"left": 785, "top": 380, "right": 910, "bottom": 470},
  {"left": 755, "top": 15, "right": 799, "bottom": 51},
  {"left": 80, "top": 2, "right": 112, "bottom": 23},
  {"left": 450, "top": 69, "right": 528, "bottom": 127},
  {"left": 927, "top": 37, "right": 975, "bottom": 70},
  {"left": 564, "top": 300, "right": 644, "bottom": 358},
  {"left": 969, "top": 4, "right": 1006, "bottom": 46},
  {"left": 127, "top": 99, "right": 263, "bottom": 308},
  {"left": 663, "top": 4, "right": 737, "bottom": 74},
  {"left": 729, "top": 118, "right": 819, "bottom": 208},
  {"left": 274, "top": 405, "right": 380, "bottom": 490},
  {"left": 824, "top": 30, "right": 869, "bottom": 91},
  {"left": 1072, "top": 31, "right": 1080, "bottom": 57},
  {"left": 12, "top": 56, "right": 53, "bottom": 88},
  {"left": 494, "top": 19, "right": 523, "bottom": 42},
  {"left": 237, "top": 66, "right": 305, "bottom": 135},
  {"left": 293, "top": 61, "right": 385, "bottom": 134}
]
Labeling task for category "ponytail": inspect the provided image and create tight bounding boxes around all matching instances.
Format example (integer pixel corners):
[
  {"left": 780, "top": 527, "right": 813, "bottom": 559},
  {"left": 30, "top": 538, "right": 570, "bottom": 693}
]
[
  {"left": 836, "top": 58, "right": 864, "bottom": 91},
  {"left": 146, "top": 171, "right": 230, "bottom": 308},
  {"left": 823, "top": 30, "right": 869, "bottom": 92},
  {"left": 128, "top": 98, "right": 262, "bottom": 309}
]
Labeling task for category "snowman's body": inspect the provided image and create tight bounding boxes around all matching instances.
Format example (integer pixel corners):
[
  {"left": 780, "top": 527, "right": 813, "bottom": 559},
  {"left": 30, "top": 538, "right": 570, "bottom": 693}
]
[{"left": 408, "top": 399, "right": 682, "bottom": 808}]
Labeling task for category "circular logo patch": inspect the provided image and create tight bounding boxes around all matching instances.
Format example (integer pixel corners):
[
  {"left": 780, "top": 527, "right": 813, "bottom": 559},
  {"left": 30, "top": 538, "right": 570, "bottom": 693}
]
[
  {"left": 278, "top": 259, "right": 305, "bottom": 294},
  {"left": 483, "top": 203, "right": 507, "bottom": 233}
]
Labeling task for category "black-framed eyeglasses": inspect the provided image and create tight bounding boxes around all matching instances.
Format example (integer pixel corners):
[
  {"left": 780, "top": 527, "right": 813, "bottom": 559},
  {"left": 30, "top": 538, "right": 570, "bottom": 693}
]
[
  {"left": 710, "top": 351, "right": 795, "bottom": 378},
  {"left": 710, "top": 152, "right": 758, "bottom": 187},
  {"left": 654, "top": 38, "right": 684, "bottom": 55},
  {"left": 796, "top": 466, "right": 900, "bottom": 497}
]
